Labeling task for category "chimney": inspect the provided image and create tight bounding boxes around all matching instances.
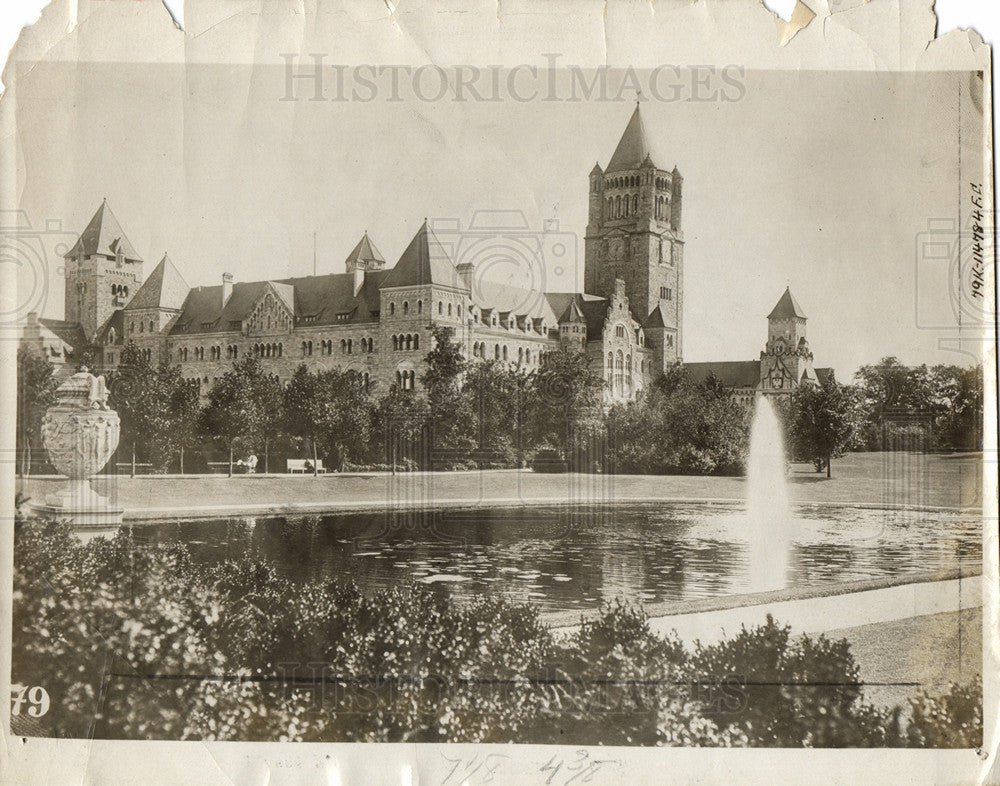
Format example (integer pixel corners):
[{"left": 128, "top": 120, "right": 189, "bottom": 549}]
[
  {"left": 353, "top": 266, "right": 365, "bottom": 296},
  {"left": 222, "top": 272, "right": 233, "bottom": 308},
  {"left": 455, "top": 262, "right": 474, "bottom": 293}
]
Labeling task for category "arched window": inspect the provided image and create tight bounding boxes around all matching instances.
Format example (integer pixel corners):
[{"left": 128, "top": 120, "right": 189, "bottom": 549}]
[
  {"left": 525, "top": 349, "right": 531, "bottom": 364},
  {"left": 347, "top": 339, "right": 353, "bottom": 354},
  {"left": 494, "top": 345, "right": 500, "bottom": 360},
  {"left": 277, "top": 344, "right": 282, "bottom": 357},
  {"left": 607, "top": 352, "right": 613, "bottom": 370},
  {"left": 405, "top": 334, "right": 412, "bottom": 351},
  {"left": 417, "top": 300, "right": 423, "bottom": 314},
  {"left": 615, "top": 195, "right": 621, "bottom": 217},
  {"left": 457, "top": 304, "right": 462, "bottom": 318},
  {"left": 438, "top": 302, "right": 443, "bottom": 315},
  {"left": 389, "top": 302, "right": 395, "bottom": 316},
  {"left": 396, "top": 370, "right": 402, "bottom": 388},
  {"left": 341, "top": 339, "right": 347, "bottom": 354},
  {"left": 413, "top": 333, "right": 419, "bottom": 351},
  {"left": 149, "top": 320, "right": 155, "bottom": 332},
  {"left": 403, "top": 301, "right": 409, "bottom": 315},
  {"left": 518, "top": 347, "right": 524, "bottom": 364},
  {"left": 502, "top": 345, "right": 508, "bottom": 361},
  {"left": 632, "top": 195, "right": 638, "bottom": 214},
  {"left": 447, "top": 303, "right": 452, "bottom": 317}
]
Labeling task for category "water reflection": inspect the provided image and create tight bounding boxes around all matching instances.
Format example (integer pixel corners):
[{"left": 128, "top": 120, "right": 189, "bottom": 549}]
[{"left": 133, "top": 503, "right": 981, "bottom": 614}]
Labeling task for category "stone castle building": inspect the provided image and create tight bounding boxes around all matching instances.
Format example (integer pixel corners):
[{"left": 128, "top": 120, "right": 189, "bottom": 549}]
[{"left": 22, "top": 106, "right": 831, "bottom": 402}]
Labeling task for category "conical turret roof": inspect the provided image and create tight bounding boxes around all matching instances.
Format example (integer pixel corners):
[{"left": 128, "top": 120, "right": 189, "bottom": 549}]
[
  {"left": 125, "top": 254, "right": 189, "bottom": 310},
  {"left": 65, "top": 199, "right": 142, "bottom": 262},
  {"left": 606, "top": 105, "right": 658, "bottom": 173},
  {"left": 768, "top": 287, "right": 807, "bottom": 320}
]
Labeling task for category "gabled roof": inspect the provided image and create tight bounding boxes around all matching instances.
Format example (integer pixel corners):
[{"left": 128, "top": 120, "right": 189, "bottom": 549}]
[
  {"left": 381, "top": 221, "right": 461, "bottom": 289},
  {"left": 169, "top": 270, "right": 390, "bottom": 335},
  {"left": 125, "top": 254, "right": 189, "bottom": 311},
  {"left": 685, "top": 361, "right": 762, "bottom": 389},
  {"left": 645, "top": 304, "right": 669, "bottom": 328},
  {"left": 768, "top": 287, "right": 807, "bottom": 320},
  {"left": 344, "top": 232, "right": 385, "bottom": 268},
  {"left": 38, "top": 318, "right": 87, "bottom": 353},
  {"left": 95, "top": 310, "right": 124, "bottom": 345},
  {"left": 607, "top": 105, "right": 659, "bottom": 173},
  {"left": 65, "top": 200, "right": 142, "bottom": 262},
  {"left": 815, "top": 367, "right": 836, "bottom": 387}
]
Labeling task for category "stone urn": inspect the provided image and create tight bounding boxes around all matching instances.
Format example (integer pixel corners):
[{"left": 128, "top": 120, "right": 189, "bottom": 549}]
[{"left": 33, "top": 367, "right": 124, "bottom": 529}]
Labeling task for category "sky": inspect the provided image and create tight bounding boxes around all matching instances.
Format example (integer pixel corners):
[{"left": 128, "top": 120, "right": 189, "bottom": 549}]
[{"left": 11, "top": 63, "right": 987, "bottom": 378}]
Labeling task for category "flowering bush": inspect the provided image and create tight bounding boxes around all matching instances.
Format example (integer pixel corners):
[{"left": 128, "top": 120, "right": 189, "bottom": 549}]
[{"left": 12, "top": 518, "right": 981, "bottom": 747}]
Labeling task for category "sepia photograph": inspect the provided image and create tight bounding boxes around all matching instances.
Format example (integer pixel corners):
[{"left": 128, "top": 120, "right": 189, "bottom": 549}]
[{"left": 0, "top": 0, "right": 995, "bottom": 782}]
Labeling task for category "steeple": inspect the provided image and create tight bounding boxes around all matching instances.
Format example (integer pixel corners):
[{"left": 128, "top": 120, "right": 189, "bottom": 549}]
[
  {"left": 606, "top": 104, "right": 656, "bottom": 173},
  {"left": 65, "top": 200, "right": 142, "bottom": 264},
  {"left": 344, "top": 231, "right": 386, "bottom": 273},
  {"left": 767, "top": 287, "right": 807, "bottom": 320},
  {"left": 382, "top": 221, "right": 460, "bottom": 289}
]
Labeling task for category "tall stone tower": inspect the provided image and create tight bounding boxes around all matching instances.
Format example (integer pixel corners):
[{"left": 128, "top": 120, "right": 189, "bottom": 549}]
[
  {"left": 584, "top": 104, "right": 684, "bottom": 370},
  {"left": 760, "top": 287, "right": 816, "bottom": 392},
  {"left": 63, "top": 200, "right": 144, "bottom": 342}
]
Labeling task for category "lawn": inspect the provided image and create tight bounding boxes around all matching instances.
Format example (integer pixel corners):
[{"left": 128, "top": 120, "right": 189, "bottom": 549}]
[{"left": 20, "top": 451, "right": 984, "bottom": 519}]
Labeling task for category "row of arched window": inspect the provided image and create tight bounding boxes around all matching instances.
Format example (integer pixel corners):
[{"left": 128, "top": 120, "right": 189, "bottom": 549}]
[
  {"left": 111, "top": 283, "right": 130, "bottom": 298},
  {"left": 608, "top": 194, "right": 639, "bottom": 219},
  {"left": 395, "top": 369, "right": 416, "bottom": 390},
  {"left": 387, "top": 300, "right": 463, "bottom": 319},
  {"left": 391, "top": 333, "right": 420, "bottom": 351},
  {"left": 600, "top": 174, "right": 672, "bottom": 190},
  {"left": 607, "top": 350, "right": 635, "bottom": 395},
  {"left": 471, "top": 341, "right": 554, "bottom": 367},
  {"left": 253, "top": 343, "right": 283, "bottom": 358},
  {"left": 346, "top": 369, "right": 372, "bottom": 389},
  {"left": 130, "top": 320, "right": 156, "bottom": 334},
  {"left": 655, "top": 195, "right": 671, "bottom": 221}
]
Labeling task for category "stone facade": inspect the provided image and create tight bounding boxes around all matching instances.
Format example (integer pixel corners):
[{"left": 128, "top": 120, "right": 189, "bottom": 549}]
[{"left": 24, "top": 107, "right": 684, "bottom": 404}]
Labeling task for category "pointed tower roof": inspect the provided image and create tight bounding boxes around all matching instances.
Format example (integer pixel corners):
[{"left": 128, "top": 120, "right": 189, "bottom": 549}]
[
  {"left": 65, "top": 200, "right": 142, "bottom": 262},
  {"left": 344, "top": 231, "right": 385, "bottom": 268},
  {"left": 590, "top": 162, "right": 604, "bottom": 176},
  {"left": 606, "top": 104, "right": 657, "bottom": 173},
  {"left": 125, "top": 253, "right": 189, "bottom": 310},
  {"left": 768, "top": 287, "right": 807, "bottom": 320},
  {"left": 558, "top": 298, "right": 585, "bottom": 323},
  {"left": 382, "top": 221, "right": 460, "bottom": 289}
]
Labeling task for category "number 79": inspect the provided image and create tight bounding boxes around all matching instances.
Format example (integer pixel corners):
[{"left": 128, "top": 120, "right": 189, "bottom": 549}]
[{"left": 10, "top": 685, "right": 50, "bottom": 717}]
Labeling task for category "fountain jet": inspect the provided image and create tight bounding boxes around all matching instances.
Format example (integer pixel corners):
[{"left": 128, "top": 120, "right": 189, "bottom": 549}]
[{"left": 745, "top": 396, "right": 794, "bottom": 592}]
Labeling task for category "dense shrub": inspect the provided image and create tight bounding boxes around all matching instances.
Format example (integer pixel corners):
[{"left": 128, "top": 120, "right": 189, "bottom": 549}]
[
  {"left": 906, "top": 676, "right": 983, "bottom": 748},
  {"left": 12, "top": 518, "right": 981, "bottom": 747}
]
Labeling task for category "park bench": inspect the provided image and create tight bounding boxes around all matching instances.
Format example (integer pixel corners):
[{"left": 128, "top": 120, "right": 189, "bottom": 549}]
[
  {"left": 206, "top": 461, "right": 231, "bottom": 474},
  {"left": 287, "top": 459, "right": 327, "bottom": 474},
  {"left": 116, "top": 461, "right": 153, "bottom": 475}
]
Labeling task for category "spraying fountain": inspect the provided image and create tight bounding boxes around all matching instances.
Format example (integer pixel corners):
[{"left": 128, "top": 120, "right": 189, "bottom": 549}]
[{"left": 744, "top": 396, "right": 794, "bottom": 592}]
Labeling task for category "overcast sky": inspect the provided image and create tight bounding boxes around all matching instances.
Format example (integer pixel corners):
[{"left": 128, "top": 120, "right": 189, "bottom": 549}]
[{"left": 12, "top": 64, "right": 986, "bottom": 377}]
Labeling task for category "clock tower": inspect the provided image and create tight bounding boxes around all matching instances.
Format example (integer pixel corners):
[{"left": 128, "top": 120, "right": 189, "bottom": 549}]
[{"left": 760, "top": 287, "right": 817, "bottom": 392}]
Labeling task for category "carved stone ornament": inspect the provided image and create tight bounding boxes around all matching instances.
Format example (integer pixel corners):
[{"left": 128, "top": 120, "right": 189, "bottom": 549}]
[{"left": 32, "top": 367, "right": 124, "bottom": 531}]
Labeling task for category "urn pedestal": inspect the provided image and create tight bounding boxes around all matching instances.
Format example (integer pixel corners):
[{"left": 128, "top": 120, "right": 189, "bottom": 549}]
[{"left": 31, "top": 371, "right": 124, "bottom": 530}]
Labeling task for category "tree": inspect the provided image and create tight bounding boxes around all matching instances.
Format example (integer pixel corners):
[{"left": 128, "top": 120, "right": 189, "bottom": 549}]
[
  {"left": 106, "top": 343, "right": 200, "bottom": 473},
  {"left": 16, "top": 347, "right": 56, "bottom": 476},
  {"left": 788, "top": 380, "right": 861, "bottom": 477},
  {"left": 463, "top": 359, "right": 533, "bottom": 466},
  {"left": 282, "top": 365, "right": 374, "bottom": 473},
  {"left": 606, "top": 367, "right": 751, "bottom": 476},
  {"left": 929, "top": 364, "right": 983, "bottom": 450},
  {"left": 421, "top": 325, "right": 475, "bottom": 460},
  {"left": 526, "top": 348, "right": 606, "bottom": 468},
  {"left": 199, "top": 355, "right": 283, "bottom": 474}
]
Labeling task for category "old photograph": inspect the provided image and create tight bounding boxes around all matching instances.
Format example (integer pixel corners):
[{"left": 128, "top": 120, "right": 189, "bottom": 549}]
[{"left": 1, "top": 0, "right": 995, "bottom": 782}]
